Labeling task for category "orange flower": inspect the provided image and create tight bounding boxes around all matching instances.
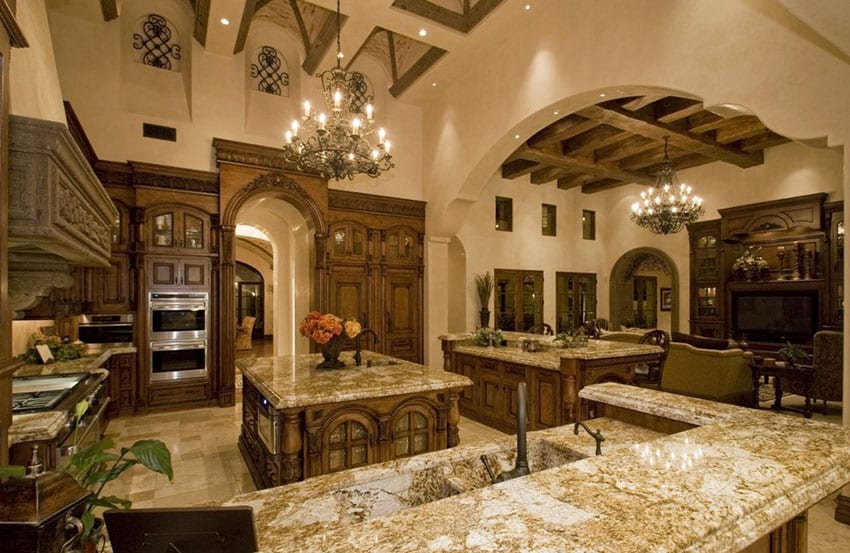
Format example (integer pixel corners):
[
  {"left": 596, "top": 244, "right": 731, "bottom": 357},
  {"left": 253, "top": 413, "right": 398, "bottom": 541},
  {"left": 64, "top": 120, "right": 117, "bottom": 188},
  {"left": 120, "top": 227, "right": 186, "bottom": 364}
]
[{"left": 298, "top": 312, "right": 360, "bottom": 344}]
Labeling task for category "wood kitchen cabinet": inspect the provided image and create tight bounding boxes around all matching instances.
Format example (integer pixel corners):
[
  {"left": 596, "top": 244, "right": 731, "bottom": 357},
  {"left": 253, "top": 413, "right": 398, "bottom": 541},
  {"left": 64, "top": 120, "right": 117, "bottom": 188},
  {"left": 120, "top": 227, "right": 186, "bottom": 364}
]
[
  {"left": 146, "top": 256, "right": 210, "bottom": 291},
  {"left": 382, "top": 266, "right": 421, "bottom": 362},
  {"left": 106, "top": 352, "right": 136, "bottom": 418},
  {"left": 86, "top": 254, "right": 134, "bottom": 313},
  {"left": 328, "top": 221, "right": 368, "bottom": 262},
  {"left": 146, "top": 205, "right": 210, "bottom": 253}
]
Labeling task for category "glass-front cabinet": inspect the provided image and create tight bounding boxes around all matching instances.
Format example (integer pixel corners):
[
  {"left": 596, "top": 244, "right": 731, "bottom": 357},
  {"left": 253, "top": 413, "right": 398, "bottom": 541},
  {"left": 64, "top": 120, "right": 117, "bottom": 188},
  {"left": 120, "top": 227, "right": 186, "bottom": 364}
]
[
  {"left": 147, "top": 206, "right": 210, "bottom": 253},
  {"left": 329, "top": 221, "right": 368, "bottom": 262}
]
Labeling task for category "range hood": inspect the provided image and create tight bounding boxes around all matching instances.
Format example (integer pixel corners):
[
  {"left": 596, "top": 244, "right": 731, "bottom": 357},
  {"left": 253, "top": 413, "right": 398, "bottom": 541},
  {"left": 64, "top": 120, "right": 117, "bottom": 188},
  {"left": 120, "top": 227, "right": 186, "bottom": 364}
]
[{"left": 8, "top": 115, "right": 118, "bottom": 318}]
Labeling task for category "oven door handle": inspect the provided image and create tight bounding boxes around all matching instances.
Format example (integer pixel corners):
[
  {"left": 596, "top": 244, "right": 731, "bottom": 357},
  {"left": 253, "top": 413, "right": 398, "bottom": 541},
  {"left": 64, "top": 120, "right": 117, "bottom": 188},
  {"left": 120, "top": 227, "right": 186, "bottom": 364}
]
[
  {"left": 151, "top": 342, "right": 206, "bottom": 351},
  {"left": 151, "top": 304, "right": 206, "bottom": 311},
  {"left": 59, "top": 397, "right": 111, "bottom": 456}
]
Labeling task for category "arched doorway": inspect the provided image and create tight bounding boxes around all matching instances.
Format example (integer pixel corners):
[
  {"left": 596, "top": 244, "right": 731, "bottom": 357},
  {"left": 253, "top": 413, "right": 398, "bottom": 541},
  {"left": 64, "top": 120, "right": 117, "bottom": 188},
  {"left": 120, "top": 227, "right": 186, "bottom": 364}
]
[
  {"left": 609, "top": 248, "right": 680, "bottom": 333},
  {"left": 235, "top": 261, "right": 264, "bottom": 339}
]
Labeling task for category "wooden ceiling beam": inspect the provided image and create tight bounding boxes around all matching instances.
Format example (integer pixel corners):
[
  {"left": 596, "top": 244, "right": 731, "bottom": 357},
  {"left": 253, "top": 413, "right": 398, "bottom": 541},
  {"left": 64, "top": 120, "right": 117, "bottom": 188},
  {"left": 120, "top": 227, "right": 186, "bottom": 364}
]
[
  {"left": 388, "top": 46, "right": 447, "bottom": 97},
  {"left": 578, "top": 102, "right": 764, "bottom": 168},
  {"left": 391, "top": 0, "right": 468, "bottom": 31},
  {"left": 528, "top": 115, "right": 599, "bottom": 148},
  {"left": 192, "top": 0, "right": 211, "bottom": 46},
  {"left": 233, "top": 0, "right": 259, "bottom": 54},
  {"left": 303, "top": 10, "right": 345, "bottom": 75},
  {"left": 562, "top": 125, "right": 631, "bottom": 155},
  {"left": 580, "top": 178, "right": 628, "bottom": 194},
  {"left": 514, "top": 145, "right": 654, "bottom": 185},
  {"left": 530, "top": 167, "right": 571, "bottom": 185},
  {"left": 557, "top": 174, "right": 594, "bottom": 190},
  {"left": 100, "top": 0, "right": 118, "bottom": 21},
  {"left": 714, "top": 117, "right": 766, "bottom": 144},
  {"left": 289, "top": 0, "right": 312, "bottom": 54},
  {"left": 594, "top": 135, "right": 656, "bottom": 164},
  {"left": 654, "top": 97, "right": 703, "bottom": 124},
  {"left": 686, "top": 111, "right": 725, "bottom": 134},
  {"left": 621, "top": 94, "right": 665, "bottom": 112},
  {"left": 501, "top": 159, "right": 543, "bottom": 179},
  {"left": 740, "top": 132, "right": 790, "bottom": 153}
]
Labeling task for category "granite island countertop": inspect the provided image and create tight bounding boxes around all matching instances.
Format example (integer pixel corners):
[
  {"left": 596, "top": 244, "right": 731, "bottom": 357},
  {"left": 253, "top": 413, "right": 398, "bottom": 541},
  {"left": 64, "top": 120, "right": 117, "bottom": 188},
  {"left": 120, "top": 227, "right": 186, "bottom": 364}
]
[
  {"left": 236, "top": 350, "right": 472, "bottom": 409},
  {"left": 9, "top": 347, "right": 136, "bottom": 445},
  {"left": 218, "top": 382, "right": 850, "bottom": 552}
]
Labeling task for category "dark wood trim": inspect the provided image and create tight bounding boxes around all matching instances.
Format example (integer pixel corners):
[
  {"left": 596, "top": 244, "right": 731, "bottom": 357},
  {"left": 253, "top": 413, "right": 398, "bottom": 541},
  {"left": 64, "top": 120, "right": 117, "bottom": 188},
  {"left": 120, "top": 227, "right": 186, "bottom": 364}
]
[
  {"left": 0, "top": 1, "right": 27, "bottom": 48},
  {"left": 192, "top": 0, "right": 211, "bottom": 46},
  {"left": 464, "top": 0, "right": 505, "bottom": 28},
  {"left": 100, "top": 0, "right": 118, "bottom": 21},
  {"left": 836, "top": 493, "right": 850, "bottom": 526},
  {"left": 63, "top": 101, "right": 98, "bottom": 165},
  {"left": 213, "top": 137, "right": 306, "bottom": 174},
  {"left": 328, "top": 189, "right": 426, "bottom": 219},
  {"left": 391, "top": 0, "right": 466, "bottom": 31},
  {"left": 388, "top": 46, "right": 446, "bottom": 97},
  {"left": 94, "top": 159, "right": 218, "bottom": 194},
  {"left": 303, "top": 10, "right": 345, "bottom": 76},
  {"left": 232, "top": 0, "right": 257, "bottom": 54},
  {"left": 387, "top": 30, "right": 398, "bottom": 83},
  {"left": 288, "top": 0, "right": 311, "bottom": 54}
]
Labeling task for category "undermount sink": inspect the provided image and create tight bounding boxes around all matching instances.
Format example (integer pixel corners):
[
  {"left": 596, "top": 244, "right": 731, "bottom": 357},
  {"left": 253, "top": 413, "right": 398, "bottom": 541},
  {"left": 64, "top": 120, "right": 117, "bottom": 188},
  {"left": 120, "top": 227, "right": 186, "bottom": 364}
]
[{"left": 318, "top": 438, "right": 586, "bottom": 525}]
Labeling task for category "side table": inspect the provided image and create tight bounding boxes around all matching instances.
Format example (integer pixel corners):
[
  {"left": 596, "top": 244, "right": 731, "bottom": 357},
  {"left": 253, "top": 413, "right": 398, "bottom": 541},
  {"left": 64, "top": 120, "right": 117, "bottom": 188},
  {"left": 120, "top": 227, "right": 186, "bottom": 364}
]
[{"left": 750, "top": 361, "right": 814, "bottom": 418}]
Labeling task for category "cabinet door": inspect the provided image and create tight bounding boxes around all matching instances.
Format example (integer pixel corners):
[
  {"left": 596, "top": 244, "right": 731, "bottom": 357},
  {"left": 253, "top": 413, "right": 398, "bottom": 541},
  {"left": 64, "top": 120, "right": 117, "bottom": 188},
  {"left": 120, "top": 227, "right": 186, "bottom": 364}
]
[
  {"left": 502, "top": 363, "right": 527, "bottom": 427},
  {"left": 385, "top": 226, "right": 419, "bottom": 265},
  {"left": 531, "top": 369, "right": 561, "bottom": 429},
  {"left": 322, "top": 412, "right": 377, "bottom": 474},
  {"left": 383, "top": 268, "right": 420, "bottom": 362},
  {"left": 182, "top": 212, "right": 206, "bottom": 251},
  {"left": 390, "top": 404, "right": 436, "bottom": 460},
  {"left": 148, "top": 257, "right": 180, "bottom": 288},
  {"left": 91, "top": 254, "right": 133, "bottom": 312},
  {"left": 328, "top": 222, "right": 368, "bottom": 262},
  {"left": 476, "top": 358, "right": 502, "bottom": 422},
  {"left": 455, "top": 354, "right": 476, "bottom": 413},
  {"left": 149, "top": 210, "right": 176, "bottom": 250},
  {"left": 147, "top": 206, "right": 211, "bottom": 253},
  {"left": 329, "top": 265, "right": 370, "bottom": 323},
  {"left": 148, "top": 257, "right": 210, "bottom": 291},
  {"left": 181, "top": 258, "right": 210, "bottom": 290}
]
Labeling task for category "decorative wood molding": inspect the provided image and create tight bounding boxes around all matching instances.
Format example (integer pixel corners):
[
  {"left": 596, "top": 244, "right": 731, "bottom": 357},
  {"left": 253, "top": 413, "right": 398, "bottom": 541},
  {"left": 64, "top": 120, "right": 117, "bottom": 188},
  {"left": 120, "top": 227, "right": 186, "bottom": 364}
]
[
  {"left": 213, "top": 137, "right": 306, "bottom": 174},
  {"left": 128, "top": 161, "right": 219, "bottom": 194},
  {"left": 328, "top": 189, "right": 425, "bottom": 220},
  {"left": 0, "top": 0, "right": 28, "bottom": 48},
  {"left": 718, "top": 193, "right": 828, "bottom": 240}
]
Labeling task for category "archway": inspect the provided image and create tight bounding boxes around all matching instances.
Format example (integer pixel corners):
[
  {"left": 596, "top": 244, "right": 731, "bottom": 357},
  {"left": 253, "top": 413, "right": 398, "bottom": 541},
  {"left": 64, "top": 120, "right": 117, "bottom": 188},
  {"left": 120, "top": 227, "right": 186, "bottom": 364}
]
[{"left": 609, "top": 248, "right": 680, "bottom": 333}]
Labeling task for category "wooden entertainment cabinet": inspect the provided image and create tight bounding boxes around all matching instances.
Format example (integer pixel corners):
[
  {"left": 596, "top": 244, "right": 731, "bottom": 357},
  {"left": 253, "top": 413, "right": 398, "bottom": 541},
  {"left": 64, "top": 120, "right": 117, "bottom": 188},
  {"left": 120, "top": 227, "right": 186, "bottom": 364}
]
[{"left": 687, "top": 193, "right": 843, "bottom": 350}]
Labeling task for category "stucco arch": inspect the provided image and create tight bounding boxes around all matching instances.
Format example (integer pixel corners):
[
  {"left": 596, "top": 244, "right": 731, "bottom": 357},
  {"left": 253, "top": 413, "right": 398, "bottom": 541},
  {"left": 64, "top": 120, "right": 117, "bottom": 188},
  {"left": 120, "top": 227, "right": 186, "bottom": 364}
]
[{"left": 608, "top": 247, "right": 680, "bottom": 333}]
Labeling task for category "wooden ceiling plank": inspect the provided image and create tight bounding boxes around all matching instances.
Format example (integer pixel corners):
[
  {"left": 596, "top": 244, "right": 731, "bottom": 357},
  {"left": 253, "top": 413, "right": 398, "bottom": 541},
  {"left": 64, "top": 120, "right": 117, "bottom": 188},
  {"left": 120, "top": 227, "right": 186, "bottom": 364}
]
[
  {"left": 578, "top": 102, "right": 763, "bottom": 168},
  {"left": 193, "top": 0, "right": 211, "bottom": 46},
  {"left": 528, "top": 115, "right": 599, "bottom": 148},
  {"left": 530, "top": 167, "right": 571, "bottom": 185},
  {"left": 621, "top": 94, "right": 666, "bottom": 111},
  {"left": 303, "top": 10, "right": 346, "bottom": 75},
  {"left": 392, "top": 0, "right": 467, "bottom": 32},
  {"left": 580, "top": 178, "right": 630, "bottom": 194},
  {"left": 501, "top": 159, "right": 543, "bottom": 179},
  {"left": 740, "top": 132, "right": 791, "bottom": 153},
  {"left": 654, "top": 97, "right": 704, "bottom": 124},
  {"left": 562, "top": 125, "right": 630, "bottom": 155},
  {"left": 594, "top": 135, "right": 656, "bottom": 163},
  {"left": 714, "top": 117, "right": 767, "bottom": 144},
  {"left": 556, "top": 174, "right": 593, "bottom": 190},
  {"left": 686, "top": 111, "right": 725, "bottom": 134},
  {"left": 100, "top": 0, "right": 118, "bottom": 21},
  {"left": 388, "top": 47, "right": 447, "bottom": 97},
  {"left": 517, "top": 145, "right": 654, "bottom": 185},
  {"left": 233, "top": 0, "right": 258, "bottom": 54}
]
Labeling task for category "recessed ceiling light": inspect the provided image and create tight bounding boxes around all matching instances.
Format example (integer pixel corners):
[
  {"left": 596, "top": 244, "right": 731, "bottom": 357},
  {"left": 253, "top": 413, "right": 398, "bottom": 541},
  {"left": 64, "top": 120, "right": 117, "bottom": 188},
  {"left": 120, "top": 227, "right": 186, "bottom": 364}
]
[
  {"left": 220, "top": 17, "right": 230, "bottom": 25},
  {"left": 432, "top": 82, "right": 437, "bottom": 87},
  {"left": 514, "top": 134, "right": 520, "bottom": 139},
  {"left": 525, "top": 4, "right": 531, "bottom": 11},
  {"left": 553, "top": 110, "right": 559, "bottom": 115},
  {"left": 418, "top": 28, "right": 427, "bottom": 37},
  {"left": 599, "top": 93, "right": 606, "bottom": 97}
]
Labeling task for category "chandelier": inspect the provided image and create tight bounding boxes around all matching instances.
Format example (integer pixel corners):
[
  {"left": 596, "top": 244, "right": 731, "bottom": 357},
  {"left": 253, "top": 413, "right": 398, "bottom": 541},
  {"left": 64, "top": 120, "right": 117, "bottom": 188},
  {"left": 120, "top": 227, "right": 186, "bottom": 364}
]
[
  {"left": 281, "top": 0, "right": 393, "bottom": 181},
  {"left": 630, "top": 136, "right": 704, "bottom": 234}
]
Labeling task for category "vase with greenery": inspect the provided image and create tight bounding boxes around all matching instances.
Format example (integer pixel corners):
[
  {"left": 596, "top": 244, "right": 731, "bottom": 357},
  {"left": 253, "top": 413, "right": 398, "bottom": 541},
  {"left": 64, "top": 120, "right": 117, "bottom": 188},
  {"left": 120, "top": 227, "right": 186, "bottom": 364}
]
[
  {"left": 777, "top": 342, "right": 809, "bottom": 367},
  {"left": 474, "top": 271, "right": 494, "bottom": 328},
  {"left": 63, "top": 400, "right": 174, "bottom": 549}
]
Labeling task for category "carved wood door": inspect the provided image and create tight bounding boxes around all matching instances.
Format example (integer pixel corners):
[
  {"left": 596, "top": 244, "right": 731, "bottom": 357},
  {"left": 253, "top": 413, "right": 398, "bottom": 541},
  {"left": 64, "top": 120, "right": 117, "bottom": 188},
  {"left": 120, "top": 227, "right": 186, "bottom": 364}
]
[{"left": 382, "top": 267, "right": 420, "bottom": 362}]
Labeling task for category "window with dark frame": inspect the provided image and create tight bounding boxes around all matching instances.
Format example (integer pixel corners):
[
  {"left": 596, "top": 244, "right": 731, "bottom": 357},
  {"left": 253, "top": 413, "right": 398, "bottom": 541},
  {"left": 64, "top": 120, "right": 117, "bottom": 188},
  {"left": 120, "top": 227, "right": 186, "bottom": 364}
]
[
  {"left": 582, "top": 210, "right": 596, "bottom": 240},
  {"left": 495, "top": 196, "right": 513, "bottom": 232},
  {"left": 542, "top": 204, "right": 556, "bottom": 236}
]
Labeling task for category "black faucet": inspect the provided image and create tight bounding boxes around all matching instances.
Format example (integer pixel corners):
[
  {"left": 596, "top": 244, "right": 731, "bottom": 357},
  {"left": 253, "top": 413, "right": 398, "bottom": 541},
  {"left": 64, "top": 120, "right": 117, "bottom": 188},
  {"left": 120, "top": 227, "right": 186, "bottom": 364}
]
[
  {"left": 574, "top": 421, "right": 605, "bottom": 456},
  {"left": 483, "top": 382, "right": 530, "bottom": 483},
  {"left": 354, "top": 328, "right": 380, "bottom": 366}
]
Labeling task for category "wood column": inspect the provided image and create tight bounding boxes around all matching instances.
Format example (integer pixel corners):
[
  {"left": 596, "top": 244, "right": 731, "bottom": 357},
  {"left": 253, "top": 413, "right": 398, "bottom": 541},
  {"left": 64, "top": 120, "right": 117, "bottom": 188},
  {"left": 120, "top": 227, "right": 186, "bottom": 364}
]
[
  {"left": 446, "top": 390, "right": 460, "bottom": 447},
  {"left": 282, "top": 411, "right": 303, "bottom": 484},
  {"left": 219, "top": 224, "right": 236, "bottom": 407}
]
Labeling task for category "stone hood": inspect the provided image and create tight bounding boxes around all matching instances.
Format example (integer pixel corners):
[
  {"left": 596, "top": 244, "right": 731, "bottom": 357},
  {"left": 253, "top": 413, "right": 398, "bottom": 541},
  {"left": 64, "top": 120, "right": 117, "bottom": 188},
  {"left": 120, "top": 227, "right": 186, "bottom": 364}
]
[{"left": 8, "top": 115, "right": 118, "bottom": 317}]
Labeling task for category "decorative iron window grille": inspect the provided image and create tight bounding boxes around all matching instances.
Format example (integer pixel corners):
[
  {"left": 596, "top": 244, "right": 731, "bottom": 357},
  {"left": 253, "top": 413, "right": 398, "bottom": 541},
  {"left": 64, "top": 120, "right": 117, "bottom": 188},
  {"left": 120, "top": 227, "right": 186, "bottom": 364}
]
[
  {"left": 250, "top": 46, "right": 289, "bottom": 96},
  {"left": 133, "top": 14, "right": 182, "bottom": 70}
]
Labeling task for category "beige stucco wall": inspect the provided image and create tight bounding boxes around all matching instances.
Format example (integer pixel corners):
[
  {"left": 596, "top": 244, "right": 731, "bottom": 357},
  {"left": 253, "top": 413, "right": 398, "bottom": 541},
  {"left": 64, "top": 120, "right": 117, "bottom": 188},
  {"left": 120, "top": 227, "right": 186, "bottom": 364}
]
[{"left": 10, "top": 0, "right": 65, "bottom": 121}]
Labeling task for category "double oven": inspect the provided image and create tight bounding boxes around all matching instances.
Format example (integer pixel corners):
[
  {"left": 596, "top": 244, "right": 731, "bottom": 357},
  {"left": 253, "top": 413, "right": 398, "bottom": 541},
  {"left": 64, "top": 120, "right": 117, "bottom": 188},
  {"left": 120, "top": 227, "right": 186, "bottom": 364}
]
[{"left": 148, "top": 292, "right": 209, "bottom": 382}]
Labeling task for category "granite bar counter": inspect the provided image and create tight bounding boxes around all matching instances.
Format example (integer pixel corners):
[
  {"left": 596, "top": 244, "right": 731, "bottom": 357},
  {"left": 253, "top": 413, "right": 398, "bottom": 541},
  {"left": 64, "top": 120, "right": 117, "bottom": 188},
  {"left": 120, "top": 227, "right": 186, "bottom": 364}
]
[
  {"left": 219, "top": 382, "right": 850, "bottom": 553},
  {"left": 440, "top": 332, "right": 661, "bottom": 430},
  {"left": 236, "top": 350, "right": 472, "bottom": 488}
]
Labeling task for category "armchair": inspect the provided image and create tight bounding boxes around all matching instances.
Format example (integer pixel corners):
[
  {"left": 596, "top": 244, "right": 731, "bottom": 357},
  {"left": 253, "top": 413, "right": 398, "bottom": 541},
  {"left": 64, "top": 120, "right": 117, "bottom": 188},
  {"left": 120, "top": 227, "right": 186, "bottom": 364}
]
[
  {"left": 787, "top": 330, "right": 842, "bottom": 414},
  {"left": 235, "top": 316, "right": 257, "bottom": 351}
]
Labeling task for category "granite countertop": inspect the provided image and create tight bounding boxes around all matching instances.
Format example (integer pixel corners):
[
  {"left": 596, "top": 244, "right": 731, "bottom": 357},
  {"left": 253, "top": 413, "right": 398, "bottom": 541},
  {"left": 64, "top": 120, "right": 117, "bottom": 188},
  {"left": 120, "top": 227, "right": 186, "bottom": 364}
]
[
  {"left": 237, "top": 351, "right": 472, "bottom": 409},
  {"left": 9, "top": 347, "right": 136, "bottom": 446},
  {"left": 451, "top": 339, "right": 661, "bottom": 370},
  {"left": 220, "top": 382, "right": 850, "bottom": 552}
]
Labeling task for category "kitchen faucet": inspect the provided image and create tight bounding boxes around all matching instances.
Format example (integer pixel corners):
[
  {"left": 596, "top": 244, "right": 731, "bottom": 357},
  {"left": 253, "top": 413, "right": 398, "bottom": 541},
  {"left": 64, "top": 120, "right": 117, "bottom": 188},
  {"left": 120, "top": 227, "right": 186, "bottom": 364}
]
[
  {"left": 354, "top": 328, "right": 380, "bottom": 366},
  {"left": 482, "top": 382, "right": 529, "bottom": 483},
  {"left": 574, "top": 421, "right": 605, "bottom": 456}
]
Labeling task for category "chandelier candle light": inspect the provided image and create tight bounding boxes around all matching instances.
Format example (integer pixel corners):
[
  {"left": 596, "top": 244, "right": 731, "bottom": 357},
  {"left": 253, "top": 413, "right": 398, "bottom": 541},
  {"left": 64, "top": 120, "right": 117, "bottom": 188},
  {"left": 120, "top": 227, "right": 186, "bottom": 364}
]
[
  {"left": 630, "top": 136, "right": 704, "bottom": 234},
  {"left": 282, "top": 0, "right": 393, "bottom": 180}
]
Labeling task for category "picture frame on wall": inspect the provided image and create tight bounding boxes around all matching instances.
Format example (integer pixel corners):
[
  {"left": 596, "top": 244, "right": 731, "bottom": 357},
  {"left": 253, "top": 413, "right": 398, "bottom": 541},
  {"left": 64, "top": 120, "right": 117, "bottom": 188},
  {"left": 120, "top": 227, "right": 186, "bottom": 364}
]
[{"left": 660, "top": 288, "right": 672, "bottom": 312}]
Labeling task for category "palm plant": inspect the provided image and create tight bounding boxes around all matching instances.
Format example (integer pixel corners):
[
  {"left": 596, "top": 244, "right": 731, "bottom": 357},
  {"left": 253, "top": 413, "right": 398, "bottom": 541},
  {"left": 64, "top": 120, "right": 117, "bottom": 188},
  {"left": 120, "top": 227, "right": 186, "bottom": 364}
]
[{"left": 474, "top": 271, "right": 494, "bottom": 328}]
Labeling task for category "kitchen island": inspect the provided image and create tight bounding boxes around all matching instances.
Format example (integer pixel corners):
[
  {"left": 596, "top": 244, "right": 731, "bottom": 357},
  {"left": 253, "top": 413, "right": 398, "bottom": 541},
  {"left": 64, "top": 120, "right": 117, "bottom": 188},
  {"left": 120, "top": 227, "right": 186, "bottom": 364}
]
[
  {"left": 440, "top": 332, "right": 662, "bottom": 431},
  {"left": 219, "top": 382, "right": 850, "bottom": 552},
  {"left": 236, "top": 350, "right": 472, "bottom": 488}
]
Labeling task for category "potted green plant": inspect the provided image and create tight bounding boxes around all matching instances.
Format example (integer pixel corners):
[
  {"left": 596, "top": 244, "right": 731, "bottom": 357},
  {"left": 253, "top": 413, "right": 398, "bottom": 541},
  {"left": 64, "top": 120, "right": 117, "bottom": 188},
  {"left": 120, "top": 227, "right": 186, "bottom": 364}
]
[
  {"left": 474, "top": 271, "right": 494, "bottom": 328},
  {"left": 777, "top": 342, "right": 809, "bottom": 367},
  {"left": 63, "top": 400, "right": 174, "bottom": 550}
]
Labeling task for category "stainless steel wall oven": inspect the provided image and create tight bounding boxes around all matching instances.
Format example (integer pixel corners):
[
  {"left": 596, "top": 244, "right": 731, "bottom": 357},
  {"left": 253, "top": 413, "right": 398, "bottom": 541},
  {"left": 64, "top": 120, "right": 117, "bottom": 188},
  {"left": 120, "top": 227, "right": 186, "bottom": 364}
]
[
  {"left": 149, "top": 292, "right": 208, "bottom": 340},
  {"left": 78, "top": 313, "right": 135, "bottom": 351},
  {"left": 149, "top": 340, "right": 208, "bottom": 382}
]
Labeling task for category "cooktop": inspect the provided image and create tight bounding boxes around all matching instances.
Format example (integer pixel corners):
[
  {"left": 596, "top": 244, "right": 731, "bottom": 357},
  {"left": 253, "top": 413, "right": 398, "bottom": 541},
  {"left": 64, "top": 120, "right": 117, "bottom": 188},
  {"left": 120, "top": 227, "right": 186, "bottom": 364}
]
[{"left": 11, "top": 373, "right": 89, "bottom": 414}]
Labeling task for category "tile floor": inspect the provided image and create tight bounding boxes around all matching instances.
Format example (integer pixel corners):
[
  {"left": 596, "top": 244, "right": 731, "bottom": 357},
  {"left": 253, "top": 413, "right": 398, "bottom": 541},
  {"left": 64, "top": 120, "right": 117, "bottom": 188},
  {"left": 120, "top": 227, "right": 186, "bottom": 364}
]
[{"left": 100, "top": 370, "right": 849, "bottom": 551}]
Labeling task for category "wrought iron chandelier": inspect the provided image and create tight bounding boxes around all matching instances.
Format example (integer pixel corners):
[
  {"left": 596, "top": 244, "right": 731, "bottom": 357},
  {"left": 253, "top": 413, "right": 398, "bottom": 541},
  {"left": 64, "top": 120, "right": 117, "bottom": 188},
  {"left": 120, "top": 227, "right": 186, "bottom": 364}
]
[
  {"left": 630, "top": 136, "right": 704, "bottom": 234},
  {"left": 281, "top": 0, "right": 393, "bottom": 181}
]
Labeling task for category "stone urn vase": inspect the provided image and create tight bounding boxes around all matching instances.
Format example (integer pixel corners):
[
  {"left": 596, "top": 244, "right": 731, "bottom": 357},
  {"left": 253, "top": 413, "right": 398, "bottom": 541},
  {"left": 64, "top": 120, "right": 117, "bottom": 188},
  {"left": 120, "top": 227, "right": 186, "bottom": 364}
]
[
  {"left": 318, "top": 334, "right": 345, "bottom": 369},
  {"left": 479, "top": 307, "right": 491, "bottom": 328}
]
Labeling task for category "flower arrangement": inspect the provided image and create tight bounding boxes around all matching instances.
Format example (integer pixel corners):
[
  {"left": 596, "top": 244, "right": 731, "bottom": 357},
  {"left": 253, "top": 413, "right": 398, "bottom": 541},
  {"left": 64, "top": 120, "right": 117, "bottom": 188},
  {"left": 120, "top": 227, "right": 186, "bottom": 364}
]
[
  {"left": 472, "top": 327, "right": 504, "bottom": 347},
  {"left": 732, "top": 246, "right": 769, "bottom": 273},
  {"left": 18, "top": 332, "right": 85, "bottom": 364},
  {"left": 298, "top": 311, "right": 361, "bottom": 344}
]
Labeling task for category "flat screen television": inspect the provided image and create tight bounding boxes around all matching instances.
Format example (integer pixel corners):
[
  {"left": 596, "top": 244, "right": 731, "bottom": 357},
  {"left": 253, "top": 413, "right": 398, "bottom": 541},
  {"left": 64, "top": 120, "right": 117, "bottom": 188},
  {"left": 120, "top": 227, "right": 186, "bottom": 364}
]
[
  {"left": 104, "top": 506, "right": 258, "bottom": 553},
  {"left": 731, "top": 291, "right": 819, "bottom": 344}
]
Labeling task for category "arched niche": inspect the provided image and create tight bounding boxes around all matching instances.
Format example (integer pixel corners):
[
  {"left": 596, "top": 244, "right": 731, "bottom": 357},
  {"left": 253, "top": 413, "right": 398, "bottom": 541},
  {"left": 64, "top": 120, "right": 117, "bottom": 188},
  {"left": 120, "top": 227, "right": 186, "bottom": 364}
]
[{"left": 609, "top": 247, "right": 680, "bottom": 333}]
